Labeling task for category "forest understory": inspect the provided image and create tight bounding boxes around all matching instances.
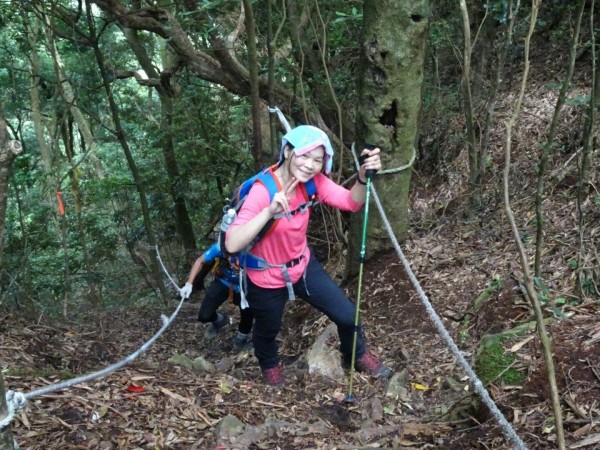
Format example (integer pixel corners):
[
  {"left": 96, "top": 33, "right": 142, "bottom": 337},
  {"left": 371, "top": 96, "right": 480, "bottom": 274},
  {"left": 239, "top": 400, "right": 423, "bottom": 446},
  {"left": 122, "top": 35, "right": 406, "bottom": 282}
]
[
  {"left": 2, "top": 17, "right": 600, "bottom": 450},
  {"left": 2, "top": 102, "right": 600, "bottom": 450}
]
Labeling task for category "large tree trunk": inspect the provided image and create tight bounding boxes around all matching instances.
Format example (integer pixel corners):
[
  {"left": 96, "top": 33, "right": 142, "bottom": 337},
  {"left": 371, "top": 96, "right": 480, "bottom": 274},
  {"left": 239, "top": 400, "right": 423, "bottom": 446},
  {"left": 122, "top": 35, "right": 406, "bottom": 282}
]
[
  {"left": 0, "top": 115, "right": 23, "bottom": 269},
  {"left": 348, "top": 0, "right": 430, "bottom": 274},
  {"left": 26, "top": 16, "right": 55, "bottom": 175},
  {"left": 85, "top": 1, "right": 168, "bottom": 300},
  {"left": 243, "top": 0, "right": 262, "bottom": 170},
  {"left": 121, "top": 27, "right": 198, "bottom": 257}
]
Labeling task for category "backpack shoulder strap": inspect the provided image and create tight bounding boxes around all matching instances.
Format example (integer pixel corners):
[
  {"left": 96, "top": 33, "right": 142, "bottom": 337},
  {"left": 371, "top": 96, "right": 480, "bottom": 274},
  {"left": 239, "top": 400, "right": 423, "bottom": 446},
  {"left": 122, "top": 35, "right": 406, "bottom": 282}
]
[
  {"left": 254, "top": 167, "right": 281, "bottom": 201},
  {"left": 298, "top": 178, "right": 317, "bottom": 201},
  {"left": 304, "top": 178, "right": 317, "bottom": 200},
  {"left": 249, "top": 167, "right": 281, "bottom": 243}
]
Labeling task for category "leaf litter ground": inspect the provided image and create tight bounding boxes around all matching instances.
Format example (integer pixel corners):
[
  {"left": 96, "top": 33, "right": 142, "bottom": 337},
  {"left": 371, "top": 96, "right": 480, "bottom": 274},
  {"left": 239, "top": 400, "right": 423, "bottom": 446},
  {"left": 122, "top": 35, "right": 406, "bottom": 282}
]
[
  {"left": 3, "top": 37, "right": 600, "bottom": 450},
  {"left": 3, "top": 186, "right": 599, "bottom": 450}
]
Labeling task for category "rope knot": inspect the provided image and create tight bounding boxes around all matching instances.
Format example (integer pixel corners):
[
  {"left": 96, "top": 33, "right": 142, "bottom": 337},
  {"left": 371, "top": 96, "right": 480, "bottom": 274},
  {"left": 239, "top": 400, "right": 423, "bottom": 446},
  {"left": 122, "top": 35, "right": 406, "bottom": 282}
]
[
  {"left": 0, "top": 390, "right": 27, "bottom": 429},
  {"left": 6, "top": 390, "right": 27, "bottom": 411}
]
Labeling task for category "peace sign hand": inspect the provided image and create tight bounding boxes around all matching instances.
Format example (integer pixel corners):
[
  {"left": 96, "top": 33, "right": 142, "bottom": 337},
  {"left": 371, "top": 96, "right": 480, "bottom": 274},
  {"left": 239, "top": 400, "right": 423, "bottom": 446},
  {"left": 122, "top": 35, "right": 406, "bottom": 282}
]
[{"left": 268, "top": 177, "right": 299, "bottom": 217}]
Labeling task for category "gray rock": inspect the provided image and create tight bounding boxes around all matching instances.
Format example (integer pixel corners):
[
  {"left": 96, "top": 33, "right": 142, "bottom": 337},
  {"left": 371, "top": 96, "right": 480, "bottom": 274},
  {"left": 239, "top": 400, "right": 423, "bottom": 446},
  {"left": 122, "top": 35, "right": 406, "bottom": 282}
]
[
  {"left": 215, "top": 356, "right": 235, "bottom": 372},
  {"left": 364, "top": 396, "right": 384, "bottom": 421},
  {"left": 385, "top": 368, "right": 410, "bottom": 398},
  {"left": 306, "top": 323, "right": 345, "bottom": 380},
  {"left": 215, "top": 414, "right": 246, "bottom": 441},
  {"left": 442, "top": 376, "right": 463, "bottom": 392}
]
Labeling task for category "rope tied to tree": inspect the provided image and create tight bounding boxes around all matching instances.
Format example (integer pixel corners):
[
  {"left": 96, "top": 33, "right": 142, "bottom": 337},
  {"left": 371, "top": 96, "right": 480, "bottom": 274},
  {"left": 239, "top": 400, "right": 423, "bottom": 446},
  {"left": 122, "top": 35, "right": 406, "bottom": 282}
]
[
  {"left": 351, "top": 142, "right": 416, "bottom": 175},
  {"left": 0, "top": 390, "right": 26, "bottom": 429},
  {"left": 268, "top": 106, "right": 292, "bottom": 132},
  {"left": 377, "top": 147, "right": 416, "bottom": 175}
]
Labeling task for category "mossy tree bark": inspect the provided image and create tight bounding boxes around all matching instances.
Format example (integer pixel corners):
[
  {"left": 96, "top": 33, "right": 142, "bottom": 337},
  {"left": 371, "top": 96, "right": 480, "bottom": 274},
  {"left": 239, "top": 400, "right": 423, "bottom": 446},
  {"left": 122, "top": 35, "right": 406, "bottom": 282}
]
[
  {"left": 348, "top": 0, "right": 430, "bottom": 276},
  {"left": 0, "top": 114, "right": 22, "bottom": 273}
]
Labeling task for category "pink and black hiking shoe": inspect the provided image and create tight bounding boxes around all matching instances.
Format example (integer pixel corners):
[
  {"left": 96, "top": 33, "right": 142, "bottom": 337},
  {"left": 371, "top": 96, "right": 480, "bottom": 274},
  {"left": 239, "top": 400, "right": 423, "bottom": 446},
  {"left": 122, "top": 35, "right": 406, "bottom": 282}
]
[
  {"left": 346, "top": 350, "right": 393, "bottom": 379},
  {"left": 262, "top": 365, "right": 285, "bottom": 387}
]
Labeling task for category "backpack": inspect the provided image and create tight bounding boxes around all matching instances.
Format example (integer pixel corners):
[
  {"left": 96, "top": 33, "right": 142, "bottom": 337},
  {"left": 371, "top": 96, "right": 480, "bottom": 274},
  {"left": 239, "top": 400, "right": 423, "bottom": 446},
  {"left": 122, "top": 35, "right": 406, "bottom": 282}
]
[{"left": 218, "top": 165, "right": 318, "bottom": 307}]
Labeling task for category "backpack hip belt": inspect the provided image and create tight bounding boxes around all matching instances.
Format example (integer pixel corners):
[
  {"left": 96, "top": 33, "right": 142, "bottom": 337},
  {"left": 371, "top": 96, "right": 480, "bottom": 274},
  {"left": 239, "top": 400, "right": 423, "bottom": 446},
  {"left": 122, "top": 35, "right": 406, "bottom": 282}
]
[{"left": 238, "top": 250, "right": 308, "bottom": 309}]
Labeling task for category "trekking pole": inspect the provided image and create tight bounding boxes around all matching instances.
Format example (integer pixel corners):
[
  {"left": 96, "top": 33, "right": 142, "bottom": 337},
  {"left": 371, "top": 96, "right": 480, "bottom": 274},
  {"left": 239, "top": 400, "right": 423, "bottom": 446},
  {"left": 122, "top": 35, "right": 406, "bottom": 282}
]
[{"left": 345, "top": 153, "right": 376, "bottom": 404}]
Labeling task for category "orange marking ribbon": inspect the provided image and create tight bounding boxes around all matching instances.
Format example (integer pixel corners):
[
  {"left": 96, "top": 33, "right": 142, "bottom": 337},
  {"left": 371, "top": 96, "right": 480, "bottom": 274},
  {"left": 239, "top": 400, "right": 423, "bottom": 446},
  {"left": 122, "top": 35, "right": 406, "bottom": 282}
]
[{"left": 56, "top": 191, "right": 65, "bottom": 216}]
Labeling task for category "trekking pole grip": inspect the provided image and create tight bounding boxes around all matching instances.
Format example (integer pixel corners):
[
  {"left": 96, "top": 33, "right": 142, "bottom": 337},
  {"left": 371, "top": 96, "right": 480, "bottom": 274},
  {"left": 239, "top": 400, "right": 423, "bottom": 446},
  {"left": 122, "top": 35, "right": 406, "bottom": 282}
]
[{"left": 361, "top": 144, "right": 379, "bottom": 180}]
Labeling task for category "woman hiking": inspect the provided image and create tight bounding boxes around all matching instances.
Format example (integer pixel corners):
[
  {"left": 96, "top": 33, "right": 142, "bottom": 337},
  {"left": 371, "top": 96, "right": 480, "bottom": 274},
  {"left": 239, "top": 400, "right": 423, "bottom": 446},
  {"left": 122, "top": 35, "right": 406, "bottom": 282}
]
[{"left": 225, "top": 125, "right": 392, "bottom": 386}]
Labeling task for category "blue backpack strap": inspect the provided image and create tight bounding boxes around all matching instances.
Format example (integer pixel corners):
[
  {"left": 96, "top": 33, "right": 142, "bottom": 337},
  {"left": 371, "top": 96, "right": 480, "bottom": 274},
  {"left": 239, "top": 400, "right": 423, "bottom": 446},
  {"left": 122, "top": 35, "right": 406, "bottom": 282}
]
[
  {"left": 304, "top": 178, "right": 316, "bottom": 198},
  {"left": 232, "top": 168, "right": 270, "bottom": 211},
  {"left": 250, "top": 168, "right": 282, "bottom": 243},
  {"left": 239, "top": 252, "right": 271, "bottom": 270},
  {"left": 256, "top": 169, "right": 279, "bottom": 201}
]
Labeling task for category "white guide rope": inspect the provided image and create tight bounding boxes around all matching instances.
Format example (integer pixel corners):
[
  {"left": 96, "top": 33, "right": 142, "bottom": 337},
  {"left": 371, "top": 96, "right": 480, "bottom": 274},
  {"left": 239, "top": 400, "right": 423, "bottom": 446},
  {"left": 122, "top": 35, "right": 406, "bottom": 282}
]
[
  {"left": 3, "top": 246, "right": 186, "bottom": 430},
  {"left": 350, "top": 145, "right": 528, "bottom": 450}
]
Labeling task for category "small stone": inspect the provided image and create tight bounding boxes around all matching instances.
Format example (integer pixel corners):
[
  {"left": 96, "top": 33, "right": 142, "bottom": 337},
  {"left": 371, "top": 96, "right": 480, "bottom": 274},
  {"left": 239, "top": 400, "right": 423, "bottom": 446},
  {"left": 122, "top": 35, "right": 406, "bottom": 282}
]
[
  {"left": 167, "top": 354, "right": 194, "bottom": 369},
  {"left": 192, "top": 356, "right": 216, "bottom": 373}
]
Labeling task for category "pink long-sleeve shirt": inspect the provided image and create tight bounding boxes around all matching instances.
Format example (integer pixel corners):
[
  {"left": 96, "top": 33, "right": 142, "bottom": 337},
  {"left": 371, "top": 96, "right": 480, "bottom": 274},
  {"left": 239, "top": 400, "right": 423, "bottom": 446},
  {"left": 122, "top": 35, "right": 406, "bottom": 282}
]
[{"left": 230, "top": 172, "right": 364, "bottom": 288}]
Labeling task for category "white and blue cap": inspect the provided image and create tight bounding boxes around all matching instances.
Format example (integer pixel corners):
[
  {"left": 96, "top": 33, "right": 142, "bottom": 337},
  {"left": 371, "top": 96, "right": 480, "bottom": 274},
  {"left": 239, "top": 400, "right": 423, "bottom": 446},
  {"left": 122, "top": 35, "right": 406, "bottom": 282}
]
[{"left": 278, "top": 125, "right": 334, "bottom": 175}]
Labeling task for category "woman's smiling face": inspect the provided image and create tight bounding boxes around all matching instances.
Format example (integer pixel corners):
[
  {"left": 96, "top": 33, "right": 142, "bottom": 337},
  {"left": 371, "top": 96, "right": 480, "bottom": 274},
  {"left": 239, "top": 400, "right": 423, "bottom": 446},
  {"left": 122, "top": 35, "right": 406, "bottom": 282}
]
[{"left": 286, "top": 146, "right": 325, "bottom": 182}]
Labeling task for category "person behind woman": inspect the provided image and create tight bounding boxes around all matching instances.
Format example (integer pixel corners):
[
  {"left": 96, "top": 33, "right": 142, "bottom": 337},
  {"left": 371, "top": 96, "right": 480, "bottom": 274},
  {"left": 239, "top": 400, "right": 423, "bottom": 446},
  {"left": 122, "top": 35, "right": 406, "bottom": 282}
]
[
  {"left": 225, "top": 125, "right": 392, "bottom": 386},
  {"left": 180, "top": 242, "right": 253, "bottom": 350}
]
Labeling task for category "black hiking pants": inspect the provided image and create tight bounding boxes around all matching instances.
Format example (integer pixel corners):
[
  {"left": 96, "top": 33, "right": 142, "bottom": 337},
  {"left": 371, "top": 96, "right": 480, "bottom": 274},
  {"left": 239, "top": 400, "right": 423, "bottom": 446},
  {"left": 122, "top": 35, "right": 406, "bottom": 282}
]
[
  {"left": 198, "top": 279, "right": 253, "bottom": 335},
  {"left": 246, "top": 254, "right": 366, "bottom": 370}
]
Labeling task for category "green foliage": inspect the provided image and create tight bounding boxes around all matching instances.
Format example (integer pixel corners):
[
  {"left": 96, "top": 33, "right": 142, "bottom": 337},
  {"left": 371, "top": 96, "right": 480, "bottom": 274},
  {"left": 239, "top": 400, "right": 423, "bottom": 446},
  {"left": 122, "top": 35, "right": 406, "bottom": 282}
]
[
  {"left": 475, "top": 341, "right": 525, "bottom": 385},
  {"left": 484, "top": 0, "right": 509, "bottom": 24},
  {"left": 565, "top": 94, "right": 590, "bottom": 106},
  {"left": 533, "top": 276, "right": 550, "bottom": 302},
  {"left": 520, "top": 232, "right": 533, "bottom": 244},
  {"left": 333, "top": 7, "right": 362, "bottom": 24},
  {"left": 491, "top": 274, "right": 504, "bottom": 290},
  {"left": 581, "top": 277, "right": 597, "bottom": 295}
]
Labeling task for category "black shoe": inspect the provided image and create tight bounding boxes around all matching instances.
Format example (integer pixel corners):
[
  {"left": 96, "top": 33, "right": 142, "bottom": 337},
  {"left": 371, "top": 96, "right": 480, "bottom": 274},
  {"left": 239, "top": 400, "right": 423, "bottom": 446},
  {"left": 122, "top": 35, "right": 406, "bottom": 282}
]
[
  {"left": 233, "top": 332, "right": 252, "bottom": 350},
  {"left": 204, "top": 313, "right": 230, "bottom": 339}
]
